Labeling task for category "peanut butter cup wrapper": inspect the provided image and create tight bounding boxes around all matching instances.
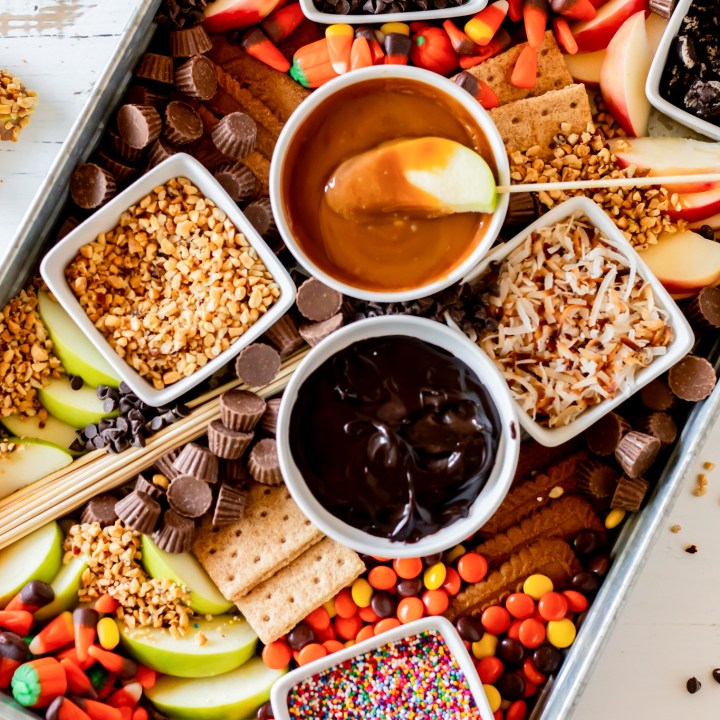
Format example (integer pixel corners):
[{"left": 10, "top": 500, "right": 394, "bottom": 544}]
[
  {"left": 106, "top": 128, "right": 145, "bottom": 163},
  {"left": 611, "top": 476, "right": 649, "bottom": 512},
  {"left": 207, "top": 419, "right": 254, "bottom": 460},
  {"left": 134, "top": 473, "right": 165, "bottom": 500},
  {"left": 70, "top": 163, "right": 117, "bottom": 210},
  {"left": 155, "top": 448, "right": 181, "bottom": 480},
  {"left": 135, "top": 53, "right": 174, "bottom": 85},
  {"left": 171, "top": 26, "right": 213, "bottom": 57},
  {"left": 220, "top": 389, "right": 267, "bottom": 432},
  {"left": 299, "top": 313, "right": 344, "bottom": 347},
  {"left": 211, "top": 112, "right": 257, "bottom": 159},
  {"left": 117, "top": 104, "right": 162, "bottom": 150},
  {"left": 615, "top": 431, "right": 661, "bottom": 479},
  {"left": 163, "top": 100, "right": 203, "bottom": 146},
  {"left": 639, "top": 378, "right": 675, "bottom": 412},
  {"left": 152, "top": 510, "right": 195, "bottom": 553},
  {"left": 212, "top": 482, "right": 248, "bottom": 527},
  {"left": 649, "top": 0, "right": 674, "bottom": 18},
  {"left": 264, "top": 314, "right": 304, "bottom": 357},
  {"left": 247, "top": 438, "right": 283, "bottom": 486},
  {"left": 123, "top": 84, "right": 167, "bottom": 110},
  {"left": 175, "top": 55, "right": 217, "bottom": 100},
  {"left": 114, "top": 491, "right": 161, "bottom": 534},
  {"left": 260, "top": 398, "right": 281, "bottom": 436},
  {"left": 81, "top": 494, "right": 119, "bottom": 527},
  {"left": 634, "top": 412, "right": 678, "bottom": 447},
  {"left": 584, "top": 412, "right": 631, "bottom": 457},
  {"left": 147, "top": 137, "right": 178, "bottom": 168},
  {"left": 167, "top": 475, "right": 213, "bottom": 519},
  {"left": 685, "top": 287, "right": 720, "bottom": 330},
  {"left": 96, "top": 151, "right": 137, "bottom": 185},
  {"left": 576, "top": 458, "right": 619, "bottom": 499},
  {"left": 173, "top": 443, "right": 219, "bottom": 484},
  {"left": 214, "top": 161, "right": 256, "bottom": 202},
  {"left": 57, "top": 216, "right": 81, "bottom": 241}
]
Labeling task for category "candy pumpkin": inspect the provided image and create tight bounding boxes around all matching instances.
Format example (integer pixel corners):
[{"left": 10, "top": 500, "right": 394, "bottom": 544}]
[{"left": 410, "top": 27, "right": 459, "bottom": 76}]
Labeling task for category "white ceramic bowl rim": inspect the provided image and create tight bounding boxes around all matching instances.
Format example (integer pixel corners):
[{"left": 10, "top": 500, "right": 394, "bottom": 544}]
[
  {"left": 269, "top": 65, "right": 511, "bottom": 304},
  {"left": 297, "top": 0, "right": 487, "bottom": 25},
  {"left": 276, "top": 314, "right": 521, "bottom": 559}
]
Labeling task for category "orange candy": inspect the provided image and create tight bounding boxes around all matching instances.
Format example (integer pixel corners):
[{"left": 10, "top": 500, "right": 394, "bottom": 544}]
[
  {"left": 358, "top": 606, "right": 380, "bottom": 624},
  {"left": 368, "top": 566, "right": 397, "bottom": 591},
  {"left": 477, "top": 656, "right": 504, "bottom": 684},
  {"left": 457, "top": 553, "right": 488, "bottom": 583},
  {"left": 95, "top": 595, "right": 119, "bottom": 615},
  {"left": 507, "top": 700, "right": 527, "bottom": 720},
  {"left": 323, "top": 639, "right": 345, "bottom": 654},
  {"left": 522, "top": 658, "right": 546, "bottom": 685},
  {"left": 481, "top": 605, "right": 511, "bottom": 635},
  {"left": 507, "top": 619, "right": 523, "bottom": 640},
  {"left": 374, "top": 618, "right": 401, "bottom": 636},
  {"left": 262, "top": 640, "right": 292, "bottom": 670},
  {"left": 298, "top": 643, "right": 327, "bottom": 666},
  {"left": 334, "top": 614, "right": 363, "bottom": 640},
  {"left": 562, "top": 590, "right": 588, "bottom": 613},
  {"left": 334, "top": 588, "right": 358, "bottom": 618},
  {"left": 397, "top": 597, "right": 424, "bottom": 624},
  {"left": 356, "top": 625, "right": 376, "bottom": 643},
  {"left": 538, "top": 592, "right": 569, "bottom": 622},
  {"left": 518, "top": 618, "right": 546, "bottom": 649},
  {"left": 305, "top": 607, "right": 331, "bottom": 632},
  {"left": 422, "top": 589, "right": 449, "bottom": 616},
  {"left": 442, "top": 567, "right": 462, "bottom": 596},
  {"left": 393, "top": 557, "right": 423, "bottom": 579},
  {"left": 506, "top": 593, "right": 535, "bottom": 619}
]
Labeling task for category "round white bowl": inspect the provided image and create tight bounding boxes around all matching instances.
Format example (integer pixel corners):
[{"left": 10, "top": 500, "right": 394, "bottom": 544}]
[
  {"left": 269, "top": 65, "right": 510, "bottom": 304},
  {"left": 276, "top": 315, "right": 520, "bottom": 559}
]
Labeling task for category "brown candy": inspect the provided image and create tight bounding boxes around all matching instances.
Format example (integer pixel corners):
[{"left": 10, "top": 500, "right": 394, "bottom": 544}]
[
  {"left": 155, "top": 448, "right": 182, "bottom": 480},
  {"left": 173, "top": 443, "right": 219, "bottom": 484},
  {"left": 212, "top": 483, "right": 248, "bottom": 527},
  {"left": 123, "top": 85, "right": 167, "bottom": 109},
  {"left": 639, "top": 378, "right": 675, "bottom": 412},
  {"left": 207, "top": 419, "right": 254, "bottom": 460},
  {"left": 211, "top": 112, "right": 257, "bottom": 159},
  {"left": 106, "top": 128, "right": 144, "bottom": 163},
  {"left": 244, "top": 197, "right": 277, "bottom": 239},
  {"left": 135, "top": 53, "right": 174, "bottom": 84},
  {"left": 299, "top": 313, "right": 344, "bottom": 347},
  {"left": 576, "top": 458, "right": 619, "bottom": 499},
  {"left": 117, "top": 104, "right": 162, "bottom": 149},
  {"left": 152, "top": 510, "right": 195, "bottom": 553},
  {"left": 668, "top": 355, "right": 717, "bottom": 402},
  {"left": 248, "top": 438, "right": 283, "bottom": 486},
  {"left": 96, "top": 151, "right": 137, "bottom": 185},
  {"left": 70, "top": 163, "right": 117, "bottom": 209},
  {"left": 648, "top": 0, "right": 674, "bottom": 18},
  {"left": 585, "top": 412, "right": 630, "bottom": 456},
  {"left": 147, "top": 137, "right": 178, "bottom": 168},
  {"left": 260, "top": 398, "right": 282, "bottom": 436},
  {"left": 264, "top": 314, "right": 304, "bottom": 356},
  {"left": 685, "top": 287, "right": 720, "bottom": 330},
  {"left": 235, "top": 343, "right": 281, "bottom": 387},
  {"left": 220, "top": 389, "right": 267, "bottom": 431},
  {"left": 163, "top": 101, "right": 203, "bottom": 145},
  {"left": 81, "top": 494, "right": 119, "bottom": 527},
  {"left": 170, "top": 26, "right": 213, "bottom": 57},
  {"left": 505, "top": 192, "right": 539, "bottom": 227},
  {"left": 134, "top": 473, "right": 165, "bottom": 500},
  {"left": 611, "top": 476, "right": 649, "bottom": 512},
  {"left": 114, "top": 491, "right": 161, "bottom": 534},
  {"left": 175, "top": 55, "right": 218, "bottom": 101},
  {"left": 224, "top": 457, "right": 250, "bottom": 484},
  {"left": 615, "top": 431, "right": 661, "bottom": 479},
  {"left": 296, "top": 277, "right": 343, "bottom": 322},
  {"left": 214, "top": 161, "right": 256, "bottom": 202},
  {"left": 634, "top": 412, "right": 678, "bottom": 447},
  {"left": 167, "top": 475, "right": 213, "bottom": 519}
]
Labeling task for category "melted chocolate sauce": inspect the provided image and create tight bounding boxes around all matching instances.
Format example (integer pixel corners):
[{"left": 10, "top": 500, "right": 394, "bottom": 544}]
[{"left": 289, "top": 336, "right": 501, "bottom": 543}]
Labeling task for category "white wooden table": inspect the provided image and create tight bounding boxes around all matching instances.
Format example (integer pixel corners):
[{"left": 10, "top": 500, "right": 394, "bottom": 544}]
[{"left": 1, "top": 2, "right": 719, "bottom": 718}]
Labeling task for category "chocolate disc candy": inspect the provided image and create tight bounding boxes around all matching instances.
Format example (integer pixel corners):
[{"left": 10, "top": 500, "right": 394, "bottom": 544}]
[
  {"left": 611, "top": 475, "right": 649, "bottom": 512},
  {"left": 212, "top": 482, "right": 248, "bottom": 527},
  {"left": 163, "top": 101, "right": 203, "bottom": 145},
  {"left": 220, "top": 389, "right": 267, "bottom": 431},
  {"left": 176, "top": 55, "right": 218, "bottom": 100},
  {"left": 264, "top": 314, "right": 304, "bottom": 357},
  {"left": 81, "top": 494, "right": 119, "bottom": 527},
  {"left": 117, "top": 104, "right": 162, "bottom": 150},
  {"left": 207, "top": 419, "right": 254, "bottom": 460},
  {"left": 211, "top": 112, "right": 257, "bottom": 159},
  {"left": 235, "top": 343, "right": 281, "bottom": 387},
  {"left": 584, "top": 412, "right": 630, "bottom": 456},
  {"left": 135, "top": 53, "right": 174, "bottom": 84},
  {"left": 668, "top": 355, "right": 717, "bottom": 401},
  {"left": 214, "top": 161, "right": 256, "bottom": 202},
  {"left": 614, "top": 431, "right": 661, "bottom": 479},
  {"left": 173, "top": 442, "right": 219, "bottom": 484},
  {"left": 248, "top": 438, "right": 283, "bottom": 486},
  {"left": 70, "top": 163, "right": 117, "bottom": 209},
  {"left": 296, "top": 277, "right": 343, "bottom": 322},
  {"left": 114, "top": 490, "right": 161, "bottom": 534},
  {"left": 167, "top": 475, "right": 213, "bottom": 519},
  {"left": 152, "top": 510, "right": 195, "bottom": 553},
  {"left": 639, "top": 378, "right": 674, "bottom": 412},
  {"left": 299, "top": 313, "right": 344, "bottom": 347},
  {"left": 170, "top": 26, "right": 213, "bottom": 57}
]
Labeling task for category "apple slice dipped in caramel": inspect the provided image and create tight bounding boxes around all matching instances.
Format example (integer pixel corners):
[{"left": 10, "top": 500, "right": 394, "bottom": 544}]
[{"left": 324, "top": 137, "right": 497, "bottom": 221}]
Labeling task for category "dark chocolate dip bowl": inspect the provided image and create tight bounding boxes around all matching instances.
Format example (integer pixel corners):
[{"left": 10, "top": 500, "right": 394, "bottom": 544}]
[{"left": 276, "top": 316, "right": 520, "bottom": 559}]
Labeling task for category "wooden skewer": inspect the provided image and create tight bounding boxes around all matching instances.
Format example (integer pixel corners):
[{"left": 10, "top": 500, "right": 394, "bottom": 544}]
[{"left": 497, "top": 172, "right": 720, "bottom": 194}]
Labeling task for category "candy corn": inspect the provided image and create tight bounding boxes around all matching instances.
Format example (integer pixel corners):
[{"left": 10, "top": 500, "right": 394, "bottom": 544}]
[
  {"left": 0, "top": 610, "right": 33, "bottom": 636},
  {"left": 509, "top": 0, "right": 523, "bottom": 20},
  {"left": 523, "top": 0, "right": 549, "bottom": 48},
  {"left": 73, "top": 608, "right": 98, "bottom": 664},
  {"left": 511, "top": 44, "right": 538, "bottom": 87},
  {"left": 87, "top": 646, "right": 137, "bottom": 680},
  {"left": 384, "top": 33, "right": 411, "bottom": 65},
  {"left": 60, "top": 657, "right": 97, "bottom": 699},
  {"left": 29, "top": 611, "right": 74, "bottom": 656},
  {"left": 326, "top": 24, "right": 354, "bottom": 74},
  {"left": 551, "top": 0, "right": 596, "bottom": 20},
  {"left": 5, "top": 581, "right": 54, "bottom": 614},
  {"left": 442, "top": 20, "right": 476, "bottom": 55},
  {"left": 57, "top": 646, "right": 94, "bottom": 672},
  {"left": 0, "top": 631, "right": 27, "bottom": 689},
  {"left": 552, "top": 15, "right": 579, "bottom": 53},
  {"left": 355, "top": 27, "right": 385, "bottom": 64},
  {"left": 458, "top": 29, "right": 512, "bottom": 68},
  {"left": 241, "top": 28, "right": 291, "bottom": 73},
  {"left": 453, "top": 71, "right": 500, "bottom": 109},
  {"left": 350, "top": 37, "right": 373, "bottom": 70},
  {"left": 261, "top": 2, "right": 304, "bottom": 43},
  {"left": 465, "top": 0, "right": 509, "bottom": 45},
  {"left": 380, "top": 22, "right": 410, "bottom": 36},
  {"left": 11, "top": 657, "right": 67, "bottom": 708},
  {"left": 71, "top": 698, "right": 123, "bottom": 720},
  {"left": 106, "top": 681, "right": 142, "bottom": 709},
  {"left": 46, "top": 696, "right": 92, "bottom": 720},
  {"left": 134, "top": 665, "right": 156, "bottom": 690},
  {"left": 290, "top": 39, "right": 339, "bottom": 88}
]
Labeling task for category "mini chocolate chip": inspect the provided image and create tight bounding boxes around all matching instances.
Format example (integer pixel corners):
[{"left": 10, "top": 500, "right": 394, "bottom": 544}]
[
  {"left": 685, "top": 544, "right": 698, "bottom": 554},
  {"left": 712, "top": 668, "right": 720, "bottom": 684},
  {"left": 687, "top": 677, "right": 702, "bottom": 694},
  {"left": 84, "top": 424, "right": 98, "bottom": 439},
  {"left": 69, "top": 375, "right": 84, "bottom": 391}
]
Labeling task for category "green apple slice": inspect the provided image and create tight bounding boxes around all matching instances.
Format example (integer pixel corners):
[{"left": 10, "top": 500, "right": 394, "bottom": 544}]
[
  {"left": 0, "top": 521, "right": 63, "bottom": 607},
  {"left": 0, "top": 438, "right": 73, "bottom": 500},
  {"left": 1, "top": 413, "right": 82, "bottom": 455},
  {"left": 34, "top": 556, "right": 89, "bottom": 623},
  {"left": 145, "top": 657, "right": 284, "bottom": 720},
  {"left": 38, "top": 291, "right": 120, "bottom": 389},
  {"left": 141, "top": 536, "right": 233, "bottom": 615},
  {"left": 117, "top": 614, "right": 257, "bottom": 678},
  {"left": 38, "top": 377, "right": 119, "bottom": 429}
]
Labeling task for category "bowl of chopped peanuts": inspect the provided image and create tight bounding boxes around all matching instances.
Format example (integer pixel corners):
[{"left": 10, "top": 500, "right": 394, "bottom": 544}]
[{"left": 40, "top": 153, "right": 296, "bottom": 407}]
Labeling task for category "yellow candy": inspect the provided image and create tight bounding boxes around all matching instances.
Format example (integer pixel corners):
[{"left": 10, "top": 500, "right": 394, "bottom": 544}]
[
  {"left": 523, "top": 573, "right": 554, "bottom": 600},
  {"left": 423, "top": 562, "right": 447, "bottom": 591},
  {"left": 323, "top": 599, "right": 337, "bottom": 619},
  {"left": 471, "top": 633, "right": 497, "bottom": 659},
  {"left": 605, "top": 508, "right": 626, "bottom": 530},
  {"left": 483, "top": 684, "right": 502, "bottom": 713},
  {"left": 97, "top": 616, "right": 120, "bottom": 650},
  {"left": 351, "top": 578, "right": 373, "bottom": 608},
  {"left": 547, "top": 618, "right": 577, "bottom": 649},
  {"left": 345, "top": 640, "right": 356, "bottom": 648},
  {"left": 326, "top": 23, "right": 354, "bottom": 37},
  {"left": 380, "top": 22, "right": 410, "bottom": 35},
  {"left": 444, "top": 544, "right": 465, "bottom": 565}
]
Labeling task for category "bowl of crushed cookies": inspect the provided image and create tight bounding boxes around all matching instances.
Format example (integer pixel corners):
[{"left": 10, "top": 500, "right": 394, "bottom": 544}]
[{"left": 41, "top": 153, "right": 295, "bottom": 406}]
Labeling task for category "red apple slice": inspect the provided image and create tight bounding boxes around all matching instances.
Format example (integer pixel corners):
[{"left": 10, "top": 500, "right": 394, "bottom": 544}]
[
  {"left": 666, "top": 186, "right": 720, "bottom": 224},
  {"left": 640, "top": 231, "right": 720, "bottom": 298},
  {"left": 599, "top": 12, "right": 652, "bottom": 136},
  {"left": 563, "top": 49, "right": 606, "bottom": 84},
  {"left": 646, "top": 12, "right": 668, "bottom": 55},
  {"left": 569, "top": 0, "right": 647, "bottom": 52},
  {"left": 690, "top": 213, "right": 720, "bottom": 231},
  {"left": 204, "top": 0, "right": 283, "bottom": 31}
]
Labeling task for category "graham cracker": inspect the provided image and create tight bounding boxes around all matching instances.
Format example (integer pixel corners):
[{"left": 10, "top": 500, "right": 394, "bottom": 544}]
[
  {"left": 235, "top": 537, "right": 365, "bottom": 645},
  {"left": 457, "top": 31, "right": 573, "bottom": 107},
  {"left": 489, "top": 83, "right": 593, "bottom": 157},
  {"left": 192, "top": 482, "right": 324, "bottom": 601}
]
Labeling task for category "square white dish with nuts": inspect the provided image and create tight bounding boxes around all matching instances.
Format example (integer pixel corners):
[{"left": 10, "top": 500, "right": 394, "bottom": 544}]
[
  {"left": 41, "top": 153, "right": 295, "bottom": 407},
  {"left": 447, "top": 196, "right": 694, "bottom": 446}
]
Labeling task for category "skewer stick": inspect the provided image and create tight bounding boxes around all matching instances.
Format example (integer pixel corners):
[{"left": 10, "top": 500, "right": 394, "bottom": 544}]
[{"left": 497, "top": 172, "right": 720, "bottom": 194}]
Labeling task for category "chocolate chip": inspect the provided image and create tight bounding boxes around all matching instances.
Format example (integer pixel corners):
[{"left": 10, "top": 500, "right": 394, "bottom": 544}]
[
  {"left": 712, "top": 668, "right": 720, "bottom": 684},
  {"left": 685, "top": 544, "right": 698, "bottom": 554},
  {"left": 687, "top": 676, "right": 702, "bottom": 694},
  {"left": 69, "top": 375, "right": 84, "bottom": 391}
]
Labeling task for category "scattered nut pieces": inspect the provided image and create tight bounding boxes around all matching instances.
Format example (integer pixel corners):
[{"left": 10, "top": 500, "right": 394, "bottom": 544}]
[
  {"left": 670, "top": 524, "right": 682, "bottom": 533},
  {"left": 65, "top": 177, "right": 281, "bottom": 389},
  {"left": 0, "top": 70, "right": 37, "bottom": 142},
  {"left": 704, "top": 461, "right": 716, "bottom": 471}
]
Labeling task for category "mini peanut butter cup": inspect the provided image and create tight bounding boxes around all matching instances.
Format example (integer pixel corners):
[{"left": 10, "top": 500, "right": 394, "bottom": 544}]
[
  {"left": 134, "top": 473, "right": 165, "bottom": 500},
  {"left": 260, "top": 397, "right": 281, "bottom": 436},
  {"left": 152, "top": 510, "right": 195, "bottom": 553},
  {"left": 135, "top": 53, "right": 174, "bottom": 85},
  {"left": 264, "top": 314, "right": 304, "bottom": 357},
  {"left": 175, "top": 55, "right": 217, "bottom": 100},
  {"left": 224, "top": 457, "right": 250, "bottom": 484},
  {"left": 207, "top": 419, "right": 254, "bottom": 459},
  {"left": 243, "top": 197, "right": 277, "bottom": 238},
  {"left": 668, "top": 355, "right": 717, "bottom": 402},
  {"left": 96, "top": 151, "right": 137, "bottom": 185},
  {"left": 576, "top": 458, "right": 619, "bottom": 499},
  {"left": 155, "top": 448, "right": 182, "bottom": 480},
  {"left": 685, "top": 287, "right": 720, "bottom": 330},
  {"left": 147, "top": 137, "right": 178, "bottom": 168},
  {"left": 57, "top": 215, "right": 81, "bottom": 241},
  {"left": 167, "top": 475, "right": 213, "bottom": 519},
  {"left": 171, "top": 26, "right": 213, "bottom": 57},
  {"left": 585, "top": 412, "right": 631, "bottom": 456},
  {"left": 214, "top": 161, "right": 256, "bottom": 201},
  {"left": 211, "top": 112, "right": 257, "bottom": 159},
  {"left": 649, "top": 0, "right": 674, "bottom": 18},
  {"left": 248, "top": 438, "right": 283, "bottom": 486},
  {"left": 639, "top": 378, "right": 675, "bottom": 412},
  {"left": 212, "top": 482, "right": 248, "bottom": 527},
  {"left": 163, "top": 101, "right": 203, "bottom": 145},
  {"left": 106, "top": 128, "right": 145, "bottom": 163},
  {"left": 123, "top": 85, "right": 167, "bottom": 109},
  {"left": 299, "top": 313, "right": 344, "bottom": 347},
  {"left": 235, "top": 343, "right": 281, "bottom": 387},
  {"left": 615, "top": 431, "right": 661, "bottom": 479},
  {"left": 114, "top": 491, "right": 161, "bottom": 534},
  {"left": 117, "top": 104, "right": 162, "bottom": 149},
  {"left": 296, "top": 277, "right": 343, "bottom": 322},
  {"left": 70, "top": 163, "right": 117, "bottom": 209},
  {"left": 81, "top": 494, "right": 119, "bottom": 527},
  {"left": 505, "top": 192, "right": 539, "bottom": 227},
  {"left": 172, "top": 442, "right": 219, "bottom": 484},
  {"left": 220, "top": 389, "right": 267, "bottom": 431},
  {"left": 634, "top": 412, "right": 678, "bottom": 447},
  {"left": 611, "top": 476, "right": 649, "bottom": 512}
]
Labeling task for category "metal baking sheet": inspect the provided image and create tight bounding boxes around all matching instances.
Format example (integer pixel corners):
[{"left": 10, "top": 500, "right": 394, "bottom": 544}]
[{"left": 1, "top": 4, "right": 717, "bottom": 719}]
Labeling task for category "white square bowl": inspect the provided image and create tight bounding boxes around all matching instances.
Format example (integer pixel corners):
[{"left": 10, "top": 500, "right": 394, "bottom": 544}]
[
  {"left": 298, "top": 0, "right": 486, "bottom": 25},
  {"left": 447, "top": 196, "right": 694, "bottom": 447},
  {"left": 40, "top": 153, "right": 296, "bottom": 407},
  {"left": 646, "top": 0, "right": 720, "bottom": 142},
  {"left": 270, "top": 616, "right": 495, "bottom": 720}
]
